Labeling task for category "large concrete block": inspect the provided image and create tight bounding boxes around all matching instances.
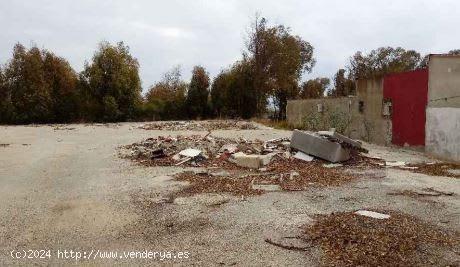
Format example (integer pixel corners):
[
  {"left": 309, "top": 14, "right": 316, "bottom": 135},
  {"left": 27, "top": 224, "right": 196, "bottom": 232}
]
[
  {"left": 318, "top": 130, "right": 362, "bottom": 148},
  {"left": 290, "top": 130, "right": 350, "bottom": 163}
]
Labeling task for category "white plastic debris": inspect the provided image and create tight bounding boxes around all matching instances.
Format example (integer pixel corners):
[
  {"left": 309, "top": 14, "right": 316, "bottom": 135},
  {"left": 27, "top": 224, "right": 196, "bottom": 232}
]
[
  {"left": 385, "top": 161, "right": 406, "bottom": 167},
  {"left": 178, "top": 148, "right": 202, "bottom": 158},
  {"left": 293, "top": 151, "right": 314, "bottom": 162},
  {"left": 355, "top": 210, "right": 390, "bottom": 219}
]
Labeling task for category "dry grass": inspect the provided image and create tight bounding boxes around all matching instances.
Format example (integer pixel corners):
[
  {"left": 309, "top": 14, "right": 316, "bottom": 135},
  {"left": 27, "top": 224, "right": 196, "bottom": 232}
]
[{"left": 303, "top": 211, "right": 460, "bottom": 266}]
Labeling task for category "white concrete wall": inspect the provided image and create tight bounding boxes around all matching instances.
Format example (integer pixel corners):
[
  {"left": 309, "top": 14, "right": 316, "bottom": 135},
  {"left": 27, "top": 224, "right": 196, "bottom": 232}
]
[{"left": 426, "top": 107, "right": 460, "bottom": 162}]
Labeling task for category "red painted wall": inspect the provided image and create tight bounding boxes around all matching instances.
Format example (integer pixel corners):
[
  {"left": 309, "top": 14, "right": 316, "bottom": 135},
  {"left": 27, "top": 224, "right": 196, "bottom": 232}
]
[{"left": 383, "top": 69, "right": 428, "bottom": 146}]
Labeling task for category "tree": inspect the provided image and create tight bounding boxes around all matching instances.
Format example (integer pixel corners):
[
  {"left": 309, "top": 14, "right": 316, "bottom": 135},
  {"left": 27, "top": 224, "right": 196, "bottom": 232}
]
[
  {"left": 300, "top": 77, "right": 330, "bottom": 99},
  {"left": 246, "top": 16, "right": 315, "bottom": 119},
  {"left": 145, "top": 66, "right": 187, "bottom": 120},
  {"left": 210, "top": 60, "right": 258, "bottom": 119},
  {"left": 186, "top": 66, "right": 210, "bottom": 119},
  {"left": 42, "top": 51, "right": 79, "bottom": 122},
  {"left": 2, "top": 43, "right": 79, "bottom": 123},
  {"left": 0, "top": 66, "right": 14, "bottom": 123},
  {"left": 348, "top": 47, "right": 422, "bottom": 80},
  {"left": 328, "top": 69, "right": 355, "bottom": 97},
  {"left": 80, "top": 41, "right": 142, "bottom": 121}
]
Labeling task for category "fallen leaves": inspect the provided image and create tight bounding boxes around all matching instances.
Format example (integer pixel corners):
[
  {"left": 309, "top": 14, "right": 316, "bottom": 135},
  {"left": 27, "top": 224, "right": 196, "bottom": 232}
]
[{"left": 303, "top": 211, "right": 460, "bottom": 266}]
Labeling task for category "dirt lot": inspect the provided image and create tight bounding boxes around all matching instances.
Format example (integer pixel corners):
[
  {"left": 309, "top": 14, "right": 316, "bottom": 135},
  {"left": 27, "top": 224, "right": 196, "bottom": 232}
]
[{"left": 0, "top": 121, "right": 459, "bottom": 266}]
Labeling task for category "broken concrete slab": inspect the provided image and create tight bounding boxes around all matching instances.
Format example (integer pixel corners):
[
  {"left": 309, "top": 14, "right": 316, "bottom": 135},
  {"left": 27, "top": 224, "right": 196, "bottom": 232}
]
[
  {"left": 293, "top": 151, "right": 314, "bottom": 162},
  {"left": 230, "top": 152, "right": 263, "bottom": 169},
  {"left": 290, "top": 130, "right": 350, "bottom": 163},
  {"left": 230, "top": 152, "right": 275, "bottom": 169},
  {"left": 355, "top": 210, "right": 390, "bottom": 219},
  {"left": 260, "top": 153, "right": 276, "bottom": 166},
  {"left": 318, "top": 130, "right": 362, "bottom": 149}
]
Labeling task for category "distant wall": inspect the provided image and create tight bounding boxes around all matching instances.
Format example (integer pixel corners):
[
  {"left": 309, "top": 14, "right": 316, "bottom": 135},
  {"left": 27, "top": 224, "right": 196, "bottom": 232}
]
[
  {"left": 355, "top": 77, "right": 391, "bottom": 145},
  {"left": 286, "top": 77, "right": 391, "bottom": 145},
  {"left": 428, "top": 55, "right": 460, "bottom": 108},
  {"left": 426, "top": 108, "right": 460, "bottom": 162},
  {"left": 286, "top": 97, "right": 355, "bottom": 132},
  {"left": 426, "top": 56, "right": 460, "bottom": 162}
]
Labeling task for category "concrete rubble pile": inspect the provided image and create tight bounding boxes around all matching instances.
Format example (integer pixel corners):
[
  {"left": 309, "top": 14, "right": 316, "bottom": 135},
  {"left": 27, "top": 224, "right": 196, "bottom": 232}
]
[
  {"left": 290, "top": 129, "right": 366, "bottom": 163},
  {"left": 139, "top": 120, "right": 259, "bottom": 131},
  {"left": 122, "top": 135, "right": 291, "bottom": 168}
]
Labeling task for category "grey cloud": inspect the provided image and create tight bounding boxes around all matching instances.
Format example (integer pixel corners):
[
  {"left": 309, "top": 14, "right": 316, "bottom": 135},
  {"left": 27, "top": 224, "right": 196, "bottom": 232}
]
[{"left": 1, "top": 0, "right": 459, "bottom": 92}]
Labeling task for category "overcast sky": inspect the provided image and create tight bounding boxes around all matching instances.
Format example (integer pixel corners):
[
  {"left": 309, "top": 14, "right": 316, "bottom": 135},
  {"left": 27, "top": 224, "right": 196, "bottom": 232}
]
[{"left": 1, "top": 0, "right": 459, "bottom": 91}]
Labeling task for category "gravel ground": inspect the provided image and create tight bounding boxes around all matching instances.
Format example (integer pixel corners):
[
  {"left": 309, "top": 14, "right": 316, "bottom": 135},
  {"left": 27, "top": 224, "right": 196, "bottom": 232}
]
[{"left": 0, "top": 121, "right": 459, "bottom": 266}]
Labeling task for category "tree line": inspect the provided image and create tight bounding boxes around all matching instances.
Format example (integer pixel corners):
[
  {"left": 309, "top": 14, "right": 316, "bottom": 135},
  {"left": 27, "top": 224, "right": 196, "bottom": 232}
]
[{"left": 1, "top": 16, "right": 458, "bottom": 124}]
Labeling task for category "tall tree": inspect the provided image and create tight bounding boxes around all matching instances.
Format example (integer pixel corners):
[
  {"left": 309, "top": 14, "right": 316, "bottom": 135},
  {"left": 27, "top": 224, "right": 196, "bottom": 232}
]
[
  {"left": 210, "top": 60, "right": 258, "bottom": 119},
  {"left": 300, "top": 77, "right": 330, "bottom": 99},
  {"left": 328, "top": 69, "right": 355, "bottom": 97},
  {"left": 186, "top": 66, "right": 210, "bottom": 119},
  {"left": 2, "top": 44, "right": 79, "bottom": 123},
  {"left": 145, "top": 66, "right": 187, "bottom": 120},
  {"left": 246, "top": 16, "right": 315, "bottom": 119},
  {"left": 348, "top": 47, "right": 422, "bottom": 79},
  {"left": 43, "top": 51, "right": 79, "bottom": 122},
  {"left": 80, "top": 41, "right": 142, "bottom": 121}
]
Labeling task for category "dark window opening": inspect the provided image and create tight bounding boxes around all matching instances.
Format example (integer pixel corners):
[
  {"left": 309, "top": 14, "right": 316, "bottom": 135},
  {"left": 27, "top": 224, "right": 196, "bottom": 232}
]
[{"left": 359, "top": 101, "right": 365, "bottom": 113}]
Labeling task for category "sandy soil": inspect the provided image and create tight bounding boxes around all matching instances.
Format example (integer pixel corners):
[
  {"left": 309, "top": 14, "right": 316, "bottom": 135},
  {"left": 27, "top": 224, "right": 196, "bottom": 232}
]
[{"left": 0, "top": 122, "right": 459, "bottom": 266}]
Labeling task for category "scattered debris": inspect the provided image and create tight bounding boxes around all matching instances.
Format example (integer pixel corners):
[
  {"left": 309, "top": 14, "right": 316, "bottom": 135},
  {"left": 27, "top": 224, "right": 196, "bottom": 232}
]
[
  {"left": 402, "top": 162, "right": 460, "bottom": 178},
  {"left": 388, "top": 187, "right": 455, "bottom": 198},
  {"left": 303, "top": 211, "right": 460, "bottom": 267},
  {"left": 354, "top": 210, "right": 390, "bottom": 219},
  {"left": 139, "top": 120, "right": 260, "bottom": 131}
]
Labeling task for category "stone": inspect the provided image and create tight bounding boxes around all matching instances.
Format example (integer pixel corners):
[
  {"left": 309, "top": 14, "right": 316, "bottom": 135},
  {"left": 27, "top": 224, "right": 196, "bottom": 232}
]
[
  {"left": 290, "top": 130, "right": 350, "bottom": 163},
  {"left": 355, "top": 210, "right": 390, "bottom": 219},
  {"left": 230, "top": 152, "right": 263, "bottom": 169},
  {"left": 178, "top": 148, "right": 202, "bottom": 158},
  {"left": 260, "top": 153, "right": 276, "bottom": 166},
  {"left": 293, "top": 151, "right": 314, "bottom": 162},
  {"left": 219, "top": 144, "right": 238, "bottom": 154}
]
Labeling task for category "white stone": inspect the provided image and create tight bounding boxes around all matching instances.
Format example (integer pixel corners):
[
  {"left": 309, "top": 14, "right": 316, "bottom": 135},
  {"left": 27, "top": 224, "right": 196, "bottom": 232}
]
[
  {"left": 355, "top": 210, "right": 390, "bottom": 219},
  {"left": 293, "top": 151, "right": 314, "bottom": 162},
  {"left": 385, "top": 161, "right": 406, "bottom": 167},
  {"left": 178, "top": 148, "right": 202, "bottom": 158}
]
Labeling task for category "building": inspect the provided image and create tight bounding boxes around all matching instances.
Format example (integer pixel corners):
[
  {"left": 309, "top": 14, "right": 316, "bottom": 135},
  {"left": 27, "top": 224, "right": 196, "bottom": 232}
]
[
  {"left": 426, "top": 55, "right": 460, "bottom": 161},
  {"left": 286, "top": 55, "right": 460, "bottom": 162}
]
